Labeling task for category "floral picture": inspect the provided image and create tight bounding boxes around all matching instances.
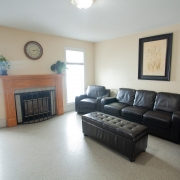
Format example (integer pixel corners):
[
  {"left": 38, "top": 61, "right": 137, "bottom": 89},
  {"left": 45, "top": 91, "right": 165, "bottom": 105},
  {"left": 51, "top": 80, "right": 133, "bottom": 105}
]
[{"left": 138, "top": 33, "right": 173, "bottom": 81}]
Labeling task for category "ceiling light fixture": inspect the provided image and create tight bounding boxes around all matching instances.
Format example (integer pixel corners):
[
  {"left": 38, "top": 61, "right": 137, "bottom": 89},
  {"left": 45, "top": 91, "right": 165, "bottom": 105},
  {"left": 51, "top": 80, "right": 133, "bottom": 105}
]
[{"left": 71, "top": 0, "right": 94, "bottom": 9}]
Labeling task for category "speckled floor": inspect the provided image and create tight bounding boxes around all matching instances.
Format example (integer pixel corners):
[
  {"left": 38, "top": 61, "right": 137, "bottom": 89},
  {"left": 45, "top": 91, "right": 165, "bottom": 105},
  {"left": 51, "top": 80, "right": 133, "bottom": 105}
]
[{"left": 0, "top": 111, "right": 180, "bottom": 180}]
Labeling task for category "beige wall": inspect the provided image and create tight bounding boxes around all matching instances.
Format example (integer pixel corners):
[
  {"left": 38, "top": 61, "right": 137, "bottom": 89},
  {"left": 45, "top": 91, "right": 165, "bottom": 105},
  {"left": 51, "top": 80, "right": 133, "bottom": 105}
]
[
  {"left": 1, "top": 23, "right": 180, "bottom": 126},
  {"left": 94, "top": 24, "right": 180, "bottom": 96},
  {"left": 0, "top": 26, "right": 94, "bottom": 126}
]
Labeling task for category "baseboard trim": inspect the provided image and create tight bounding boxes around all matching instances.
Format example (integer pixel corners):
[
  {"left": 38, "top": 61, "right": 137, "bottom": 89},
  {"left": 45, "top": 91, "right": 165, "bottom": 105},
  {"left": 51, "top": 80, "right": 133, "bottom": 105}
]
[
  {"left": 64, "top": 103, "right": 75, "bottom": 112},
  {"left": 0, "top": 119, "right": 7, "bottom": 128}
]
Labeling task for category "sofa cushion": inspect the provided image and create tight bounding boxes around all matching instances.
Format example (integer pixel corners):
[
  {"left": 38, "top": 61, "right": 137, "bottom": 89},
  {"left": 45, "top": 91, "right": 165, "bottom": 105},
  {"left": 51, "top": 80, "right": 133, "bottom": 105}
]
[
  {"left": 86, "top": 86, "right": 106, "bottom": 98},
  {"left": 116, "top": 88, "right": 136, "bottom": 105},
  {"left": 133, "top": 90, "right": 156, "bottom": 109},
  {"left": 121, "top": 106, "right": 149, "bottom": 122},
  {"left": 104, "top": 102, "right": 128, "bottom": 117},
  {"left": 80, "top": 98, "right": 97, "bottom": 108},
  {"left": 143, "top": 110, "right": 172, "bottom": 129},
  {"left": 154, "top": 92, "right": 180, "bottom": 113}
]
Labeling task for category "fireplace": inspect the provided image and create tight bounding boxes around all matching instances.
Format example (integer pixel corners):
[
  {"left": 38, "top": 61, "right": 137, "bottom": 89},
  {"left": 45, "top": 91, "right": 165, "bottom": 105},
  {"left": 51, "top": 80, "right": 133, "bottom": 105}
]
[
  {"left": 0, "top": 74, "right": 64, "bottom": 127},
  {"left": 15, "top": 90, "right": 56, "bottom": 124}
]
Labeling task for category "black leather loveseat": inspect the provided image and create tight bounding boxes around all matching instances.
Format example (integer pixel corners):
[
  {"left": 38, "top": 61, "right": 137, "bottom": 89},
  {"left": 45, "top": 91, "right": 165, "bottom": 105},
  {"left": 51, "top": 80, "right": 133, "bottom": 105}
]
[
  {"left": 101, "top": 88, "right": 180, "bottom": 143},
  {"left": 75, "top": 85, "right": 110, "bottom": 114}
]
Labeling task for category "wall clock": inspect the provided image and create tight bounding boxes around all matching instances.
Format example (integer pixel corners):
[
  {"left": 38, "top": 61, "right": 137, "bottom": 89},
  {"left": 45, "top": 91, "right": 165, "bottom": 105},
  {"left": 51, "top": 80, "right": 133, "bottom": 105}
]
[{"left": 24, "top": 41, "right": 43, "bottom": 60}]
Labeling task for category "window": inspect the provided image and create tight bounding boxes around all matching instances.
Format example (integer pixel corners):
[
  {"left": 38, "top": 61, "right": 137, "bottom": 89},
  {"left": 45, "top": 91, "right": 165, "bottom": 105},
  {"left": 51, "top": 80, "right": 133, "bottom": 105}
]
[{"left": 65, "top": 49, "right": 84, "bottom": 103}]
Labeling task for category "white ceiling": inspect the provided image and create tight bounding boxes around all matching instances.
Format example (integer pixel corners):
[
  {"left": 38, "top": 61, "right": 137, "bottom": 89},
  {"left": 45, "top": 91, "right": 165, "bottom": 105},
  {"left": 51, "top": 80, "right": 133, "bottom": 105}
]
[{"left": 0, "top": 0, "right": 180, "bottom": 42}]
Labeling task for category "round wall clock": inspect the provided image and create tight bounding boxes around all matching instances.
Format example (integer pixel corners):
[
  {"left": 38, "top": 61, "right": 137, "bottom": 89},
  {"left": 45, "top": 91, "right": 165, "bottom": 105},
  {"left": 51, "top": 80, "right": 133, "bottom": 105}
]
[{"left": 24, "top": 41, "right": 43, "bottom": 60}]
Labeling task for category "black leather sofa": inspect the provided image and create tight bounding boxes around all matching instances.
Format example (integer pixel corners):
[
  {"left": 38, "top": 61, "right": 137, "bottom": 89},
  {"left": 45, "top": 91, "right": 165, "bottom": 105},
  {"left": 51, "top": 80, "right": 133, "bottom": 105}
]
[
  {"left": 75, "top": 85, "right": 110, "bottom": 114},
  {"left": 101, "top": 88, "right": 180, "bottom": 144}
]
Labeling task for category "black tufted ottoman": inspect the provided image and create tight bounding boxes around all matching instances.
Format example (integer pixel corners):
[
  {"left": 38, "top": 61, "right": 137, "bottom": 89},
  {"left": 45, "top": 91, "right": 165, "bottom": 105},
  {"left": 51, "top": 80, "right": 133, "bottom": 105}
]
[{"left": 82, "top": 112, "right": 148, "bottom": 162}]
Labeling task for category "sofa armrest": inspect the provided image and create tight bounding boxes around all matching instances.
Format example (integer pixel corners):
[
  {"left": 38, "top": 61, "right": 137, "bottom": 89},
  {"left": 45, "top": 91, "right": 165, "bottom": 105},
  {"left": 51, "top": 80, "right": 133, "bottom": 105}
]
[
  {"left": 95, "top": 89, "right": 111, "bottom": 112},
  {"left": 103, "top": 89, "right": 110, "bottom": 97},
  {"left": 101, "top": 97, "right": 117, "bottom": 112},
  {"left": 170, "top": 111, "right": 180, "bottom": 143},
  {"left": 75, "top": 94, "right": 88, "bottom": 112}
]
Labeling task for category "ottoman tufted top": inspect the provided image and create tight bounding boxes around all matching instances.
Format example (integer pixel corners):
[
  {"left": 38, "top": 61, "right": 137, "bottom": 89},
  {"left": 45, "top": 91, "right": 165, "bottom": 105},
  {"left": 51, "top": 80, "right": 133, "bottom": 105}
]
[{"left": 82, "top": 112, "right": 148, "bottom": 141}]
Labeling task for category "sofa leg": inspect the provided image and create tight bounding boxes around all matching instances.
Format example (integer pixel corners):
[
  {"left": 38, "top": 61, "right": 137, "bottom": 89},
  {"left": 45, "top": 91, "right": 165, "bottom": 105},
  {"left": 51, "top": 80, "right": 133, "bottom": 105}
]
[{"left": 130, "top": 158, "right": 135, "bottom": 162}]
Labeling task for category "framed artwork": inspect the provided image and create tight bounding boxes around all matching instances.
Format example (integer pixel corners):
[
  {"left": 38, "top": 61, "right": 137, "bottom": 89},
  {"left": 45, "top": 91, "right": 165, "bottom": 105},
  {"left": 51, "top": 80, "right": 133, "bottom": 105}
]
[{"left": 138, "top": 33, "right": 173, "bottom": 81}]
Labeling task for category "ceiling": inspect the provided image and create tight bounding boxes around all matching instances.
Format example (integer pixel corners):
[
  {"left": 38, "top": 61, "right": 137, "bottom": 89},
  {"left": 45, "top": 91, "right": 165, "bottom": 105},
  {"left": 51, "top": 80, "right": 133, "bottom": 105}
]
[{"left": 0, "top": 0, "right": 180, "bottom": 42}]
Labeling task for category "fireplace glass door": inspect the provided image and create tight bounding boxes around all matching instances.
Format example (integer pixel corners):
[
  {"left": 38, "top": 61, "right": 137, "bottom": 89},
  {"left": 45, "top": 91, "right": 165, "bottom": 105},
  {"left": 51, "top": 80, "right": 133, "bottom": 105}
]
[{"left": 15, "top": 90, "right": 56, "bottom": 124}]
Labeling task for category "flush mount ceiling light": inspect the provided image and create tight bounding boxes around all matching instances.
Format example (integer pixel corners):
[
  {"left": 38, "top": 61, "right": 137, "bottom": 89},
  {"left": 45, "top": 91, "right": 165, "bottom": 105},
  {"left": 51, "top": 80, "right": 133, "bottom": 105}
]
[{"left": 71, "top": 0, "right": 94, "bottom": 9}]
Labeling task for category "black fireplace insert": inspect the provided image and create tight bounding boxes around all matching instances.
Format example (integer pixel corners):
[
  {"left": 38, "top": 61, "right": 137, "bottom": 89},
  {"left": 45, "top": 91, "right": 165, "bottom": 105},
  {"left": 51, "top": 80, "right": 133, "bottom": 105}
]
[{"left": 15, "top": 90, "right": 56, "bottom": 124}]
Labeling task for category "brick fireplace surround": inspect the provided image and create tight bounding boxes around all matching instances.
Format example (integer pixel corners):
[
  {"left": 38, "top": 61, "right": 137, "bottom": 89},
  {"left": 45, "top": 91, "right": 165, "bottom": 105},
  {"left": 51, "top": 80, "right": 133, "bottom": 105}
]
[{"left": 0, "top": 74, "right": 64, "bottom": 127}]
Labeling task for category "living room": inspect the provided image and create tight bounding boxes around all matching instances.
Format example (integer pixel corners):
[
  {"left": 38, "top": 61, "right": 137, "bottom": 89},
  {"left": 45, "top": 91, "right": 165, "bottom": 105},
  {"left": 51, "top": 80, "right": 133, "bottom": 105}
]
[{"left": 0, "top": 0, "right": 180, "bottom": 180}]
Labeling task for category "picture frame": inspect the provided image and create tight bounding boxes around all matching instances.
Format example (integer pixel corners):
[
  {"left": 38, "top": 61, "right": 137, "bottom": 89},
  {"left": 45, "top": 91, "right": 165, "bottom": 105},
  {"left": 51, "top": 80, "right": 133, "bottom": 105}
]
[{"left": 138, "top": 33, "right": 173, "bottom": 81}]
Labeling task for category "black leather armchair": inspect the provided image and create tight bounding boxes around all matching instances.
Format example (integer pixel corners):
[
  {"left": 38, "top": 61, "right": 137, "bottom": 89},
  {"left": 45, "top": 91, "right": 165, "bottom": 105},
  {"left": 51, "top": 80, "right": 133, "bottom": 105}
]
[{"left": 75, "top": 85, "right": 110, "bottom": 114}]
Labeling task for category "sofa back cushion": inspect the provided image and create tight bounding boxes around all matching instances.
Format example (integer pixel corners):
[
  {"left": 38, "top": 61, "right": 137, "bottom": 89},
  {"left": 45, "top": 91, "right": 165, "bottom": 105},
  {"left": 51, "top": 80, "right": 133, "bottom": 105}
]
[
  {"left": 133, "top": 90, "right": 156, "bottom": 109},
  {"left": 116, "top": 88, "right": 136, "bottom": 105},
  {"left": 154, "top": 92, "right": 180, "bottom": 113},
  {"left": 86, "top": 85, "right": 106, "bottom": 98}
]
